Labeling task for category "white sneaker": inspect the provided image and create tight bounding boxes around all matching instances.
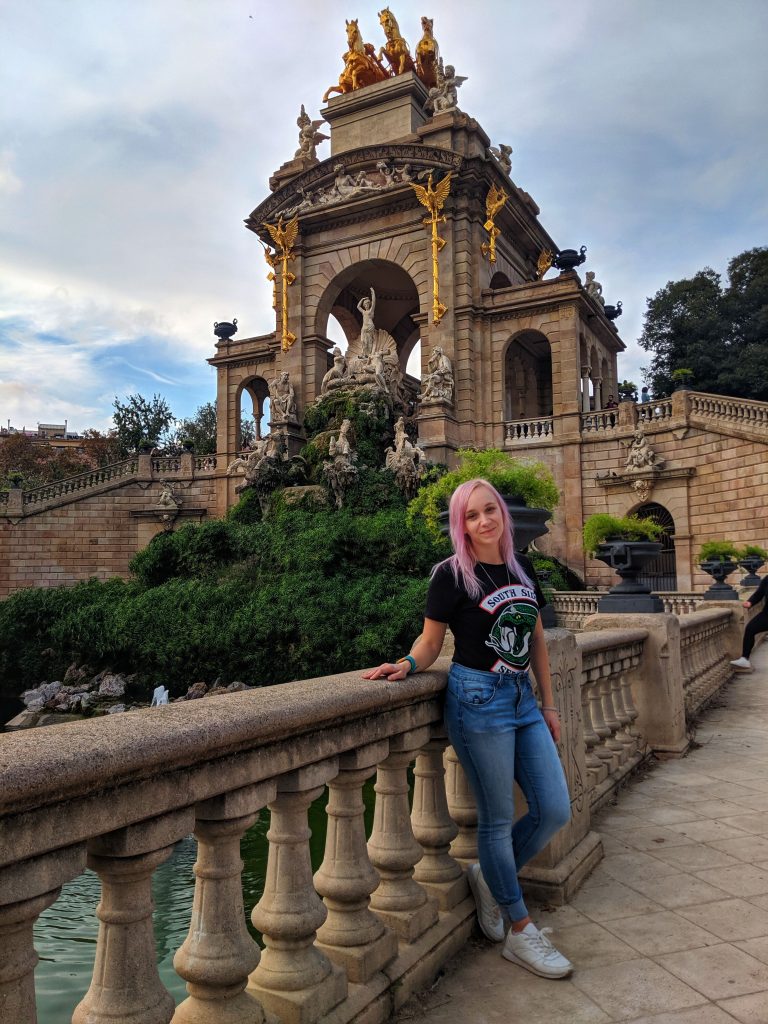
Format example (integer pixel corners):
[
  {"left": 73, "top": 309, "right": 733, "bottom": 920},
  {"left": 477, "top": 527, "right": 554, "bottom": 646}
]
[
  {"left": 730, "top": 657, "right": 753, "bottom": 670},
  {"left": 502, "top": 922, "right": 573, "bottom": 978},
  {"left": 467, "top": 863, "right": 505, "bottom": 942}
]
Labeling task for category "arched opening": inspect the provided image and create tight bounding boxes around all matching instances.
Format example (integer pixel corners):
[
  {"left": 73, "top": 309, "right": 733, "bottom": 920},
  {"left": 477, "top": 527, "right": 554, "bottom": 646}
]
[
  {"left": 635, "top": 502, "right": 677, "bottom": 591},
  {"left": 490, "top": 271, "right": 512, "bottom": 290},
  {"left": 504, "top": 331, "right": 553, "bottom": 420},
  {"left": 315, "top": 259, "right": 421, "bottom": 372},
  {"left": 237, "top": 376, "right": 270, "bottom": 449}
]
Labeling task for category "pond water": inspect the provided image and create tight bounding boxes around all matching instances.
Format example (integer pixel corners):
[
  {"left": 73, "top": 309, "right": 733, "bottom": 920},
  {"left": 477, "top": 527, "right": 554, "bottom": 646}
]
[{"left": 33, "top": 785, "right": 380, "bottom": 1022}]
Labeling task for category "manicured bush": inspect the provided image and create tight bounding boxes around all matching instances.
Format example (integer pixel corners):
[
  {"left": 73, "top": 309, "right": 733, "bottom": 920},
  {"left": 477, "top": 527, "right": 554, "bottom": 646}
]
[
  {"left": 582, "top": 513, "right": 663, "bottom": 556},
  {"left": 698, "top": 540, "right": 739, "bottom": 563}
]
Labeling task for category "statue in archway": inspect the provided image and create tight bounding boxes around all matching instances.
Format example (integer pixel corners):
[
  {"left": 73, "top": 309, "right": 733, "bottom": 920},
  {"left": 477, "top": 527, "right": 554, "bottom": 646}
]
[
  {"left": 321, "top": 347, "right": 349, "bottom": 395},
  {"left": 269, "top": 371, "right": 297, "bottom": 422},
  {"left": 357, "top": 287, "right": 377, "bottom": 358},
  {"left": 421, "top": 346, "right": 454, "bottom": 404}
]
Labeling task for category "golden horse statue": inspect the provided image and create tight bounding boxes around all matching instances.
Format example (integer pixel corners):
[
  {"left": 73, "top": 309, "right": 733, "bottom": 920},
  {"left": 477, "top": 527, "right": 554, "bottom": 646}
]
[
  {"left": 377, "top": 7, "right": 415, "bottom": 76},
  {"left": 323, "top": 19, "right": 389, "bottom": 102},
  {"left": 415, "top": 16, "right": 440, "bottom": 89}
]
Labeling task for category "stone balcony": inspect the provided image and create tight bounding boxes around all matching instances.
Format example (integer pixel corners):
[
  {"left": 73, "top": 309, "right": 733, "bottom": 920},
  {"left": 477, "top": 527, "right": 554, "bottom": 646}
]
[{"left": 0, "top": 608, "right": 748, "bottom": 1024}]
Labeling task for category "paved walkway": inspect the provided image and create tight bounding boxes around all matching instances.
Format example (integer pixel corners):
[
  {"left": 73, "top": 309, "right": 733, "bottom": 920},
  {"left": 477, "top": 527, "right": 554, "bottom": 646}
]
[{"left": 397, "top": 643, "right": 768, "bottom": 1024}]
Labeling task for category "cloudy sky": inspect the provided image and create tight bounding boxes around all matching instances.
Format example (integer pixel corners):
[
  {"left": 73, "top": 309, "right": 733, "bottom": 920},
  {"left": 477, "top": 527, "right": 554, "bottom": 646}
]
[{"left": 2, "top": 0, "right": 766, "bottom": 432}]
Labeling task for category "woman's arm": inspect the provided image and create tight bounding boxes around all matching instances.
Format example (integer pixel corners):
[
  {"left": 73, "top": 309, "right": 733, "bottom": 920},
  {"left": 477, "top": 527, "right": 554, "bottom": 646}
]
[
  {"left": 362, "top": 618, "right": 447, "bottom": 681},
  {"left": 529, "top": 617, "right": 561, "bottom": 743}
]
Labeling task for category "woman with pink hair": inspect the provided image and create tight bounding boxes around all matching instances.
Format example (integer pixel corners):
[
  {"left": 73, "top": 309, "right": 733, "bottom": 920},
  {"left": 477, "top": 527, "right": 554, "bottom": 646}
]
[{"left": 364, "top": 478, "right": 572, "bottom": 978}]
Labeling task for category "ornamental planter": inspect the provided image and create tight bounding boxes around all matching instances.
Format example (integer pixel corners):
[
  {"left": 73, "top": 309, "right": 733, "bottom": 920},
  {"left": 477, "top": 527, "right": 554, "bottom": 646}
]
[
  {"left": 595, "top": 539, "right": 664, "bottom": 613},
  {"left": 438, "top": 494, "right": 550, "bottom": 552},
  {"left": 700, "top": 560, "right": 739, "bottom": 600},
  {"left": 739, "top": 556, "right": 765, "bottom": 589}
]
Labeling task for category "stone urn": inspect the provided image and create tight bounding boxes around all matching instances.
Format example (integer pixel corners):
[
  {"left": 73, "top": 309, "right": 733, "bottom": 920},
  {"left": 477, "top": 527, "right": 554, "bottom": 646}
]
[
  {"left": 739, "top": 555, "right": 765, "bottom": 588},
  {"left": 439, "top": 495, "right": 550, "bottom": 553},
  {"left": 700, "top": 560, "right": 739, "bottom": 600},
  {"left": 595, "top": 539, "right": 664, "bottom": 613},
  {"left": 214, "top": 319, "right": 238, "bottom": 342},
  {"left": 604, "top": 301, "right": 623, "bottom": 321},
  {"left": 552, "top": 245, "right": 587, "bottom": 273}
]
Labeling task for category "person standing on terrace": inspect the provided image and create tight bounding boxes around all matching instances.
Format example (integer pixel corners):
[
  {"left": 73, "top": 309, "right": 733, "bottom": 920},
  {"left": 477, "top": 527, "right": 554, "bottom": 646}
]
[
  {"left": 364, "top": 478, "right": 573, "bottom": 978},
  {"left": 731, "top": 572, "right": 768, "bottom": 671}
]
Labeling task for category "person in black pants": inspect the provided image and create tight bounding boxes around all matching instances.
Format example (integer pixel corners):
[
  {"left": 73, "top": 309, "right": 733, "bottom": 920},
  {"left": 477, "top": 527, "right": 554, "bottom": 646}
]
[{"left": 731, "top": 575, "right": 768, "bottom": 670}]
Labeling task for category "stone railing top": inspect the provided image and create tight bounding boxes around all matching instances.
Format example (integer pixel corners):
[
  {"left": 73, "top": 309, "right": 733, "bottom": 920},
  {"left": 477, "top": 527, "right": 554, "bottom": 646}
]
[
  {"left": 679, "top": 606, "right": 735, "bottom": 632},
  {"left": 575, "top": 628, "right": 648, "bottom": 655},
  {"left": 0, "top": 664, "right": 448, "bottom": 823}
]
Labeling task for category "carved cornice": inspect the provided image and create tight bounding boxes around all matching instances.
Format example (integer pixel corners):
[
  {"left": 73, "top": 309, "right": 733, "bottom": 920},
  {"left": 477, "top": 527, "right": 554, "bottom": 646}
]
[
  {"left": 485, "top": 301, "right": 578, "bottom": 323},
  {"left": 247, "top": 145, "right": 464, "bottom": 230},
  {"left": 596, "top": 467, "right": 696, "bottom": 488}
]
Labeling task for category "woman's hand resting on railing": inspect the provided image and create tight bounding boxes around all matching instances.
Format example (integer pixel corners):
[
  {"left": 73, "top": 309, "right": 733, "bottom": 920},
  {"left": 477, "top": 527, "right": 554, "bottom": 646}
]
[{"left": 362, "top": 662, "right": 411, "bottom": 681}]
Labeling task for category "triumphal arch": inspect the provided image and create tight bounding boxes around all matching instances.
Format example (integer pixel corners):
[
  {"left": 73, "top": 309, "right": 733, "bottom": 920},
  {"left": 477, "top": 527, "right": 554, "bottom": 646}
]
[{"left": 209, "top": 13, "right": 623, "bottom": 518}]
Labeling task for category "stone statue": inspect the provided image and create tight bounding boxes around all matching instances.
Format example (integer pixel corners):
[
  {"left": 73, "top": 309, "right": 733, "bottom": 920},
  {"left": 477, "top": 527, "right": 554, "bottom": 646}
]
[
  {"left": 625, "top": 429, "right": 665, "bottom": 472},
  {"left": 421, "top": 346, "right": 454, "bottom": 404},
  {"left": 155, "top": 480, "right": 181, "bottom": 510},
  {"left": 323, "top": 18, "right": 389, "bottom": 102},
  {"left": 321, "top": 346, "right": 348, "bottom": 395},
  {"left": 585, "top": 271, "right": 605, "bottom": 306},
  {"left": 415, "top": 15, "right": 440, "bottom": 88},
  {"left": 385, "top": 416, "right": 427, "bottom": 499},
  {"left": 323, "top": 419, "right": 358, "bottom": 508},
  {"left": 269, "top": 371, "right": 297, "bottom": 421},
  {"left": 378, "top": 7, "right": 415, "bottom": 76},
  {"left": 376, "top": 160, "right": 396, "bottom": 186},
  {"left": 357, "top": 287, "right": 377, "bottom": 357},
  {"left": 426, "top": 59, "right": 467, "bottom": 114},
  {"left": 489, "top": 143, "right": 513, "bottom": 174},
  {"left": 294, "top": 104, "right": 328, "bottom": 162},
  {"left": 151, "top": 685, "right": 169, "bottom": 707}
]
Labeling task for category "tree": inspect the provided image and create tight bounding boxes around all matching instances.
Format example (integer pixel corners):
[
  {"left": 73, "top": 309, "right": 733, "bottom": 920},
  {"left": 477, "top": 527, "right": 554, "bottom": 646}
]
[
  {"left": 0, "top": 434, "right": 92, "bottom": 490},
  {"left": 639, "top": 247, "right": 768, "bottom": 401},
  {"left": 112, "top": 393, "right": 174, "bottom": 456},
  {"left": 170, "top": 401, "right": 217, "bottom": 455}
]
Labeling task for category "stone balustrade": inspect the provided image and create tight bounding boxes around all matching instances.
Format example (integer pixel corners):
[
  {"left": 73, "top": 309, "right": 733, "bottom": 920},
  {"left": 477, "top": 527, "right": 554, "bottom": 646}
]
[
  {"left": 552, "top": 591, "right": 724, "bottom": 631},
  {"left": 689, "top": 392, "right": 768, "bottom": 429},
  {"left": 21, "top": 458, "right": 140, "bottom": 508},
  {"left": 637, "top": 399, "right": 673, "bottom": 424},
  {"left": 504, "top": 416, "right": 554, "bottom": 443},
  {"left": 1, "top": 617, "right": 745, "bottom": 1023},
  {"left": 580, "top": 411, "right": 618, "bottom": 434}
]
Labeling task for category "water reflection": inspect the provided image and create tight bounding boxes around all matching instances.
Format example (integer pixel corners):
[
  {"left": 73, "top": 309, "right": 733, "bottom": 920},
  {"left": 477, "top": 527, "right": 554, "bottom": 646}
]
[{"left": 33, "top": 780, "right": 377, "bottom": 1022}]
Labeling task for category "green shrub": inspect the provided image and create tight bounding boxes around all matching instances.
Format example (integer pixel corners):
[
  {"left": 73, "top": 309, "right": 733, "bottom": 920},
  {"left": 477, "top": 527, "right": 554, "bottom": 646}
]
[
  {"left": 698, "top": 540, "right": 739, "bottom": 563},
  {"left": 738, "top": 544, "right": 768, "bottom": 561},
  {"left": 582, "top": 513, "right": 663, "bottom": 556},
  {"left": 408, "top": 449, "right": 559, "bottom": 539}
]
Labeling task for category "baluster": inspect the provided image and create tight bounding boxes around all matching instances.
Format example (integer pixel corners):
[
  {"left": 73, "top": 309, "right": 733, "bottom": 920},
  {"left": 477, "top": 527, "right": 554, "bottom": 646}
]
[
  {"left": 248, "top": 759, "right": 345, "bottom": 1024},
  {"left": 0, "top": 846, "right": 85, "bottom": 1024},
  {"left": 412, "top": 728, "right": 467, "bottom": 911},
  {"left": 444, "top": 745, "right": 478, "bottom": 865},
  {"left": 314, "top": 741, "right": 397, "bottom": 983},
  {"left": 368, "top": 728, "right": 438, "bottom": 943},
  {"left": 580, "top": 681, "right": 606, "bottom": 781},
  {"left": 173, "top": 781, "right": 276, "bottom": 1024},
  {"left": 599, "top": 669, "right": 626, "bottom": 764},
  {"left": 73, "top": 809, "right": 194, "bottom": 1024},
  {"left": 610, "top": 664, "right": 637, "bottom": 757},
  {"left": 586, "top": 674, "right": 615, "bottom": 768}
]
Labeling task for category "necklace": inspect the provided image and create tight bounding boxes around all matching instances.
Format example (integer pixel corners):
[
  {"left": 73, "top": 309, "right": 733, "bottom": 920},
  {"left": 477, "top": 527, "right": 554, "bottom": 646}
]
[{"left": 477, "top": 560, "right": 512, "bottom": 595}]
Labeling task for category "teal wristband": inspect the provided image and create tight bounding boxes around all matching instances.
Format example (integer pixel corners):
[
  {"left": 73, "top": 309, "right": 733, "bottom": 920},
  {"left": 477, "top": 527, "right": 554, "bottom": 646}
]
[{"left": 398, "top": 655, "right": 417, "bottom": 674}]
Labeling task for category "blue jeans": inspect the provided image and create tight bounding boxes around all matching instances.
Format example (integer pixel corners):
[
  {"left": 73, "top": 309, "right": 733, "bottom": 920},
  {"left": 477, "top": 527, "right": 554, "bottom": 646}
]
[{"left": 445, "top": 663, "right": 571, "bottom": 922}]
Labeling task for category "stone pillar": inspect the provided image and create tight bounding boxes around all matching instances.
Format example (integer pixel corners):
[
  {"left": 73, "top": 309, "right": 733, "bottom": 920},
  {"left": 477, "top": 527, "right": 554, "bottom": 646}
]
[
  {"left": 73, "top": 809, "right": 194, "bottom": 1024},
  {"left": 519, "top": 629, "right": 602, "bottom": 904},
  {"left": 248, "top": 759, "right": 346, "bottom": 1024},
  {"left": 0, "top": 845, "right": 85, "bottom": 1024},
  {"left": 173, "top": 781, "right": 277, "bottom": 1024},
  {"left": 368, "top": 727, "right": 438, "bottom": 943},
  {"left": 6, "top": 487, "right": 23, "bottom": 516},
  {"left": 580, "top": 366, "right": 591, "bottom": 414},
  {"left": 593, "top": 376, "right": 603, "bottom": 410},
  {"left": 444, "top": 746, "right": 477, "bottom": 866},
  {"left": 583, "top": 614, "right": 688, "bottom": 757},
  {"left": 412, "top": 728, "right": 468, "bottom": 911},
  {"left": 314, "top": 741, "right": 397, "bottom": 984}
]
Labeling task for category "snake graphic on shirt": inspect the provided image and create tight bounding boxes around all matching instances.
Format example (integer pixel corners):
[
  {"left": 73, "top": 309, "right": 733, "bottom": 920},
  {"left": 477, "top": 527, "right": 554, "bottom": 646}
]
[{"left": 485, "top": 601, "right": 540, "bottom": 670}]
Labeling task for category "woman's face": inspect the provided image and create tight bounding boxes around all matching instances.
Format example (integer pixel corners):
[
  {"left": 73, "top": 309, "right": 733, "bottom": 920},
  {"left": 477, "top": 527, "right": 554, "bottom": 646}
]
[{"left": 464, "top": 485, "right": 504, "bottom": 550}]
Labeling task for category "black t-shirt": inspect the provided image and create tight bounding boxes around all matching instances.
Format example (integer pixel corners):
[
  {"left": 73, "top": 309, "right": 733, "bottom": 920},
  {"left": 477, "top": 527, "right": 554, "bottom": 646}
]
[{"left": 424, "top": 554, "right": 547, "bottom": 673}]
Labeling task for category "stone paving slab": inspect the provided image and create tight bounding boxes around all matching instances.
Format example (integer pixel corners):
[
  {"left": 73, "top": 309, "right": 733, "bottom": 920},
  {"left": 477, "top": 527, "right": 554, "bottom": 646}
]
[{"left": 394, "top": 644, "right": 768, "bottom": 1023}]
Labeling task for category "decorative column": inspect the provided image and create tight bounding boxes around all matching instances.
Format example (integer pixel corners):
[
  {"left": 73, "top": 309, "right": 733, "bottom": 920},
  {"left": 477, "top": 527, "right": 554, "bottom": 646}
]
[
  {"left": 73, "top": 808, "right": 195, "bottom": 1024},
  {"left": 0, "top": 845, "right": 85, "bottom": 1024},
  {"left": 248, "top": 759, "right": 346, "bottom": 1024},
  {"left": 593, "top": 376, "right": 603, "bottom": 411},
  {"left": 173, "top": 780, "right": 277, "bottom": 1024},
  {"left": 314, "top": 741, "right": 397, "bottom": 984},
  {"left": 368, "top": 727, "right": 438, "bottom": 943},
  {"left": 444, "top": 746, "right": 477, "bottom": 866},
  {"left": 581, "top": 366, "right": 591, "bottom": 414},
  {"left": 412, "top": 728, "right": 468, "bottom": 911}
]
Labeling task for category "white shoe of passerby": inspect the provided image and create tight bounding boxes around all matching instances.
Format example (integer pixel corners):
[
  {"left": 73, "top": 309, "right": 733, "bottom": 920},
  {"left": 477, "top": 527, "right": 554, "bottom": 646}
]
[
  {"left": 467, "top": 863, "right": 504, "bottom": 942},
  {"left": 502, "top": 922, "right": 573, "bottom": 978},
  {"left": 730, "top": 657, "right": 753, "bottom": 670}
]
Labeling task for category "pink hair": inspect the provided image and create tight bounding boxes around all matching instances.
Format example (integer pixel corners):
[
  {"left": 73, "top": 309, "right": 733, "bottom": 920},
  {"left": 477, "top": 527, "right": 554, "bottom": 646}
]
[{"left": 433, "top": 478, "right": 533, "bottom": 600}]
